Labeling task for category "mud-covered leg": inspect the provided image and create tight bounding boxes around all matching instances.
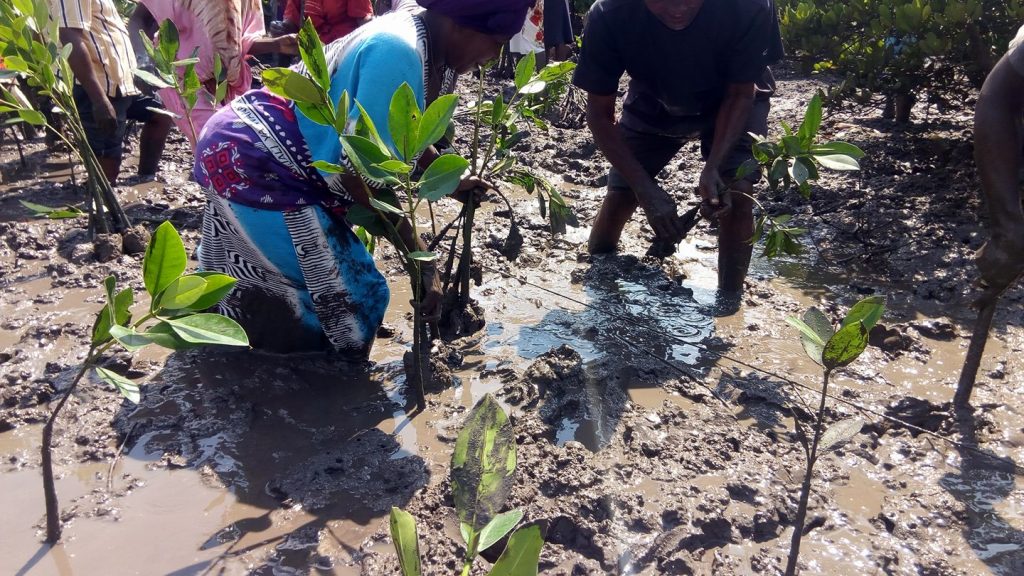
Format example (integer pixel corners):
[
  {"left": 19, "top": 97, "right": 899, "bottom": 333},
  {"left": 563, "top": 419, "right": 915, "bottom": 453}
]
[
  {"left": 717, "top": 181, "right": 754, "bottom": 292},
  {"left": 588, "top": 186, "right": 640, "bottom": 254}
]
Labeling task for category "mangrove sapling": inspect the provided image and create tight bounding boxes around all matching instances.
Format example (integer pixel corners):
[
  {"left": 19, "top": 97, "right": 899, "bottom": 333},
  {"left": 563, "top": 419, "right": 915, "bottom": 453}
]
[
  {"left": 782, "top": 295, "right": 885, "bottom": 576},
  {"left": 389, "top": 394, "right": 545, "bottom": 576},
  {"left": 438, "top": 53, "right": 578, "bottom": 338},
  {"left": 41, "top": 221, "right": 249, "bottom": 543},
  {"left": 0, "top": 0, "right": 130, "bottom": 233},
  {"left": 734, "top": 94, "right": 866, "bottom": 258},
  {"left": 260, "top": 19, "right": 468, "bottom": 409}
]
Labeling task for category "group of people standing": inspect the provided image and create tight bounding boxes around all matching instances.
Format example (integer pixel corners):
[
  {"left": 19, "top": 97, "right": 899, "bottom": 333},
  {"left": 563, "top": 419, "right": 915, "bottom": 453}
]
[{"left": 48, "top": 0, "right": 1022, "bottom": 363}]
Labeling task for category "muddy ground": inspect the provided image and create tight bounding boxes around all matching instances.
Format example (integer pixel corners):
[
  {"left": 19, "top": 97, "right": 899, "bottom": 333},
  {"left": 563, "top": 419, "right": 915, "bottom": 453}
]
[{"left": 2, "top": 66, "right": 1024, "bottom": 576}]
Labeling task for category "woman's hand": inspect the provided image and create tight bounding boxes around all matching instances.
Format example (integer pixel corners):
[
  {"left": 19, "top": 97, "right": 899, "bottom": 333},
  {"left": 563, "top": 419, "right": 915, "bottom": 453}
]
[{"left": 413, "top": 262, "right": 443, "bottom": 322}]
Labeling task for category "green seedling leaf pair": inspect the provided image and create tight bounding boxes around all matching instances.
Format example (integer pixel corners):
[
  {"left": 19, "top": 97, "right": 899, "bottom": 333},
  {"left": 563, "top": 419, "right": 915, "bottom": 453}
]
[
  {"left": 390, "top": 395, "right": 544, "bottom": 576},
  {"left": 786, "top": 295, "right": 885, "bottom": 370},
  {"left": 19, "top": 200, "right": 85, "bottom": 219}
]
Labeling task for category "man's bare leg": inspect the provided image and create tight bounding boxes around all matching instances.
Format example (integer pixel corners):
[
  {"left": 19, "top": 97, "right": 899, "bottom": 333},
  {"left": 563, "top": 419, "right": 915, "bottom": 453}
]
[
  {"left": 717, "top": 181, "right": 754, "bottom": 292},
  {"left": 588, "top": 186, "right": 639, "bottom": 254}
]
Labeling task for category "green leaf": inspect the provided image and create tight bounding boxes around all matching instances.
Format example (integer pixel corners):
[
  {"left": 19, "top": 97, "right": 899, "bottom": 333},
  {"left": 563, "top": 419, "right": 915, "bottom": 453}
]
[
  {"left": 353, "top": 101, "right": 388, "bottom": 152},
  {"left": 388, "top": 82, "right": 421, "bottom": 162},
  {"left": 156, "top": 275, "right": 207, "bottom": 310},
  {"left": 839, "top": 296, "right": 885, "bottom": 332},
  {"left": 184, "top": 273, "right": 236, "bottom": 311},
  {"left": 95, "top": 367, "right": 141, "bottom": 404},
  {"left": 487, "top": 525, "right": 544, "bottom": 576},
  {"left": 339, "top": 134, "right": 394, "bottom": 185},
  {"left": 297, "top": 17, "right": 330, "bottom": 92},
  {"left": 165, "top": 314, "right": 250, "bottom": 347},
  {"left": 797, "top": 94, "right": 822, "bottom": 146},
  {"left": 19, "top": 200, "right": 85, "bottom": 219},
  {"left": 819, "top": 417, "right": 865, "bottom": 453},
  {"left": 460, "top": 522, "right": 473, "bottom": 545},
  {"left": 813, "top": 141, "right": 865, "bottom": 159},
  {"left": 92, "top": 280, "right": 133, "bottom": 345},
  {"left": 375, "top": 159, "right": 412, "bottom": 174},
  {"left": 418, "top": 154, "right": 469, "bottom": 202},
  {"left": 182, "top": 62, "right": 201, "bottom": 110},
  {"left": 734, "top": 158, "right": 760, "bottom": 181},
  {"left": 519, "top": 80, "right": 546, "bottom": 96},
  {"left": 822, "top": 320, "right": 870, "bottom": 371},
  {"left": 789, "top": 157, "right": 809, "bottom": 185},
  {"left": 143, "top": 221, "right": 187, "bottom": 297},
  {"left": 452, "top": 394, "right": 517, "bottom": 532},
  {"left": 109, "top": 325, "right": 155, "bottom": 351},
  {"left": 406, "top": 251, "right": 437, "bottom": 262},
  {"left": 346, "top": 204, "right": 389, "bottom": 237},
  {"left": 815, "top": 154, "right": 860, "bottom": 171},
  {"left": 417, "top": 93, "right": 458, "bottom": 154},
  {"left": 3, "top": 55, "right": 28, "bottom": 72},
  {"left": 295, "top": 101, "right": 334, "bottom": 126},
  {"left": 478, "top": 509, "right": 524, "bottom": 552},
  {"left": 133, "top": 68, "right": 174, "bottom": 89},
  {"left": 157, "top": 18, "right": 180, "bottom": 70},
  {"left": 786, "top": 307, "right": 833, "bottom": 365},
  {"left": 262, "top": 67, "right": 324, "bottom": 105},
  {"left": 144, "top": 321, "right": 195, "bottom": 350},
  {"left": 16, "top": 108, "right": 45, "bottom": 125},
  {"left": 311, "top": 160, "right": 345, "bottom": 174},
  {"left": 514, "top": 51, "right": 536, "bottom": 90},
  {"left": 389, "top": 507, "right": 422, "bottom": 576},
  {"left": 369, "top": 196, "right": 404, "bottom": 215},
  {"left": 170, "top": 57, "right": 200, "bottom": 67}
]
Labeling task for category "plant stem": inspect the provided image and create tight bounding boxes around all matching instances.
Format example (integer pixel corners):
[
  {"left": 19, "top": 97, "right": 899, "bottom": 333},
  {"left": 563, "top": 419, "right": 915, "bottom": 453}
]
[
  {"left": 785, "top": 369, "right": 831, "bottom": 576},
  {"left": 42, "top": 346, "right": 98, "bottom": 543},
  {"left": 460, "top": 530, "right": 480, "bottom": 576}
]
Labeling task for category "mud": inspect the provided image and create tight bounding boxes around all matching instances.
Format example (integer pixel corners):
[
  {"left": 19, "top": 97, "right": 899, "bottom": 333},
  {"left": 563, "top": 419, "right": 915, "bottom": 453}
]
[{"left": 2, "top": 66, "right": 1024, "bottom": 576}]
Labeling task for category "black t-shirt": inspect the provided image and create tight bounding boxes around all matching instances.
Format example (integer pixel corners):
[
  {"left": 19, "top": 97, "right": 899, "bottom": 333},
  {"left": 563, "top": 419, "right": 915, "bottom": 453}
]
[{"left": 573, "top": 0, "right": 784, "bottom": 133}]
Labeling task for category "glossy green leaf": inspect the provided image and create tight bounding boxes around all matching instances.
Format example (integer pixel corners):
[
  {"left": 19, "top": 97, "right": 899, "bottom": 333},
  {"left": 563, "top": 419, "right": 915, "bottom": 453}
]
[
  {"left": 418, "top": 154, "right": 469, "bottom": 202},
  {"left": 182, "top": 61, "right": 201, "bottom": 110},
  {"left": 262, "top": 67, "right": 324, "bottom": 104},
  {"left": 452, "top": 394, "right": 517, "bottom": 532},
  {"left": 786, "top": 307, "right": 833, "bottom": 365},
  {"left": 157, "top": 18, "right": 180, "bottom": 70},
  {"left": 92, "top": 280, "right": 133, "bottom": 345},
  {"left": 823, "top": 320, "right": 869, "bottom": 371},
  {"left": 16, "top": 108, "right": 44, "bottom": 125},
  {"left": 375, "top": 159, "right": 412, "bottom": 174},
  {"left": 406, "top": 251, "right": 437, "bottom": 262},
  {"left": 478, "top": 509, "right": 524, "bottom": 552},
  {"left": 815, "top": 154, "right": 860, "bottom": 171},
  {"left": 514, "top": 51, "right": 536, "bottom": 90},
  {"left": 797, "top": 94, "right": 822, "bottom": 146},
  {"left": 839, "top": 295, "right": 885, "bottom": 332},
  {"left": 109, "top": 325, "right": 155, "bottom": 351},
  {"left": 156, "top": 275, "right": 207, "bottom": 310},
  {"left": 519, "top": 80, "right": 546, "bottom": 96},
  {"left": 185, "top": 272, "right": 236, "bottom": 311},
  {"left": 417, "top": 93, "right": 458, "bottom": 155},
  {"left": 389, "top": 507, "right": 422, "bottom": 576},
  {"left": 295, "top": 101, "right": 334, "bottom": 126},
  {"left": 487, "top": 525, "right": 544, "bottom": 576},
  {"left": 813, "top": 141, "right": 865, "bottom": 159},
  {"left": 339, "top": 134, "right": 394, "bottom": 185},
  {"left": 165, "top": 314, "right": 250, "bottom": 347},
  {"left": 133, "top": 68, "right": 174, "bottom": 89},
  {"left": 143, "top": 221, "right": 187, "bottom": 297},
  {"left": 144, "top": 321, "right": 195, "bottom": 350},
  {"left": 369, "top": 196, "right": 403, "bottom": 215},
  {"left": 312, "top": 160, "right": 345, "bottom": 173},
  {"left": 353, "top": 101, "right": 387, "bottom": 152},
  {"left": 297, "top": 17, "right": 330, "bottom": 92},
  {"left": 388, "top": 82, "right": 421, "bottom": 162},
  {"left": 95, "top": 367, "right": 140, "bottom": 404},
  {"left": 789, "top": 157, "right": 810, "bottom": 184}
]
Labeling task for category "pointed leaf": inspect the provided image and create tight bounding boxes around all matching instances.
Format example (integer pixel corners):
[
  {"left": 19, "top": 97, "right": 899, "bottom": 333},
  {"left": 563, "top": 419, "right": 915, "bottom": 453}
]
[
  {"left": 812, "top": 141, "right": 865, "bottom": 159},
  {"left": 840, "top": 296, "right": 886, "bottom": 332},
  {"left": 157, "top": 18, "right": 180, "bottom": 69},
  {"left": 156, "top": 275, "right": 207, "bottom": 310},
  {"left": 95, "top": 367, "right": 140, "bottom": 404},
  {"left": 823, "top": 320, "right": 870, "bottom": 370},
  {"left": 519, "top": 80, "right": 546, "bottom": 96},
  {"left": 417, "top": 93, "right": 458, "bottom": 154},
  {"left": 133, "top": 68, "right": 174, "bottom": 89},
  {"left": 312, "top": 160, "right": 346, "bottom": 174},
  {"left": 460, "top": 522, "right": 473, "bottom": 545},
  {"left": 487, "top": 525, "right": 544, "bottom": 576},
  {"left": 369, "top": 196, "right": 404, "bottom": 215},
  {"left": 478, "top": 509, "right": 524, "bottom": 552},
  {"left": 388, "top": 82, "right": 421, "bottom": 162},
  {"left": 451, "top": 394, "right": 517, "bottom": 531},
  {"left": 819, "top": 417, "right": 865, "bottom": 453},
  {"left": 406, "top": 251, "right": 437, "bottom": 262},
  {"left": 376, "top": 159, "right": 413, "bottom": 174},
  {"left": 145, "top": 321, "right": 196, "bottom": 350},
  {"left": 339, "top": 134, "right": 394, "bottom": 185},
  {"left": 165, "top": 314, "right": 250, "bottom": 346},
  {"left": 262, "top": 67, "right": 324, "bottom": 104},
  {"left": 109, "top": 325, "right": 155, "bottom": 351},
  {"left": 786, "top": 307, "right": 833, "bottom": 365},
  {"left": 143, "top": 221, "right": 187, "bottom": 297},
  {"left": 297, "top": 17, "right": 330, "bottom": 92},
  {"left": 389, "top": 507, "right": 422, "bottom": 576},
  {"left": 797, "top": 94, "right": 822, "bottom": 146},
  {"left": 815, "top": 154, "right": 860, "bottom": 171},
  {"left": 418, "top": 154, "right": 469, "bottom": 202},
  {"left": 514, "top": 51, "right": 536, "bottom": 90},
  {"left": 186, "top": 273, "right": 237, "bottom": 311}
]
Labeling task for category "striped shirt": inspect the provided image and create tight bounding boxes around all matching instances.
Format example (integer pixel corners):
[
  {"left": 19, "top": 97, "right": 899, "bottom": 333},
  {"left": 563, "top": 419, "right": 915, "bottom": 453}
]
[{"left": 50, "top": 0, "right": 138, "bottom": 97}]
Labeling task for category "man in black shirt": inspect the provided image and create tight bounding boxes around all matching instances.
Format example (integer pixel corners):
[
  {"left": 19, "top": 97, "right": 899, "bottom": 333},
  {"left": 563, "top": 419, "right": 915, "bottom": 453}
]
[{"left": 573, "top": 0, "right": 783, "bottom": 293}]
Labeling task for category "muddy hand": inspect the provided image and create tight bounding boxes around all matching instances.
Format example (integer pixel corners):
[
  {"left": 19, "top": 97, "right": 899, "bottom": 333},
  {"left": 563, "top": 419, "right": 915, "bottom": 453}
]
[
  {"left": 698, "top": 166, "right": 731, "bottom": 220},
  {"left": 411, "top": 263, "right": 443, "bottom": 322},
  {"left": 453, "top": 175, "right": 493, "bottom": 207}
]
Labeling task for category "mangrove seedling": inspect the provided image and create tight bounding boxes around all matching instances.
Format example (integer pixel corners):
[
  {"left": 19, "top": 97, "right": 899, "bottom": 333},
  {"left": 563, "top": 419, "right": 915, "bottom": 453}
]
[
  {"left": 782, "top": 295, "right": 885, "bottom": 575},
  {"left": 0, "top": 0, "right": 130, "bottom": 233},
  {"left": 42, "top": 221, "right": 249, "bottom": 543},
  {"left": 735, "top": 94, "right": 866, "bottom": 258},
  {"left": 389, "top": 394, "right": 544, "bottom": 575},
  {"left": 261, "top": 19, "right": 468, "bottom": 410}
]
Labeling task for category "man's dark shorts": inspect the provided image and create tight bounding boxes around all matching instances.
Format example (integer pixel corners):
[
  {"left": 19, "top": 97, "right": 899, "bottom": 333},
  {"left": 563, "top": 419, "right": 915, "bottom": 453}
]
[
  {"left": 607, "top": 98, "right": 770, "bottom": 190},
  {"left": 73, "top": 86, "right": 164, "bottom": 159}
]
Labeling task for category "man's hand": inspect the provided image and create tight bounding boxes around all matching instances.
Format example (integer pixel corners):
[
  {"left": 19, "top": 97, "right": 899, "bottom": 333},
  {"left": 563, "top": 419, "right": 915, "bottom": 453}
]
[
  {"left": 637, "top": 181, "right": 684, "bottom": 241},
  {"left": 413, "top": 262, "right": 443, "bottom": 322},
  {"left": 269, "top": 20, "right": 299, "bottom": 37},
  {"left": 92, "top": 97, "right": 119, "bottom": 138},
  {"left": 974, "top": 230, "right": 1024, "bottom": 308},
  {"left": 698, "top": 164, "right": 732, "bottom": 219},
  {"left": 453, "top": 174, "right": 495, "bottom": 206}
]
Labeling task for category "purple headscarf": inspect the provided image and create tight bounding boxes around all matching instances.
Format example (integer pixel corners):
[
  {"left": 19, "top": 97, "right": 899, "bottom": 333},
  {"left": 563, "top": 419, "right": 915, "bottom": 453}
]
[{"left": 417, "top": 0, "right": 535, "bottom": 36}]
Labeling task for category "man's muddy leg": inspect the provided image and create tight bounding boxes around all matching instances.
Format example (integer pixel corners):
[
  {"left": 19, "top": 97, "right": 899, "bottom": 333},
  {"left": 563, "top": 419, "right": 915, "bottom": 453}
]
[
  {"left": 589, "top": 186, "right": 639, "bottom": 254},
  {"left": 717, "top": 180, "right": 754, "bottom": 292}
]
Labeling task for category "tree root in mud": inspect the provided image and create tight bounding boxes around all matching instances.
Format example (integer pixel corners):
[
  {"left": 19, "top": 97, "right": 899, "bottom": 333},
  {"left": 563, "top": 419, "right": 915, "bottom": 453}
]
[
  {"left": 437, "top": 292, "right": 486, "bottom": 341},
  {"left": 402, "top": 340, "right": 460, "bottom": 398}
]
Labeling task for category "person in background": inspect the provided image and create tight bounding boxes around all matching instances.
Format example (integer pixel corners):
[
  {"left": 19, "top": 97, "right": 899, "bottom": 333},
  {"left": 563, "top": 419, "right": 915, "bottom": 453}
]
[
  {"left": 573, "top": 0, "right": 782, "bottom": 295},
  {"left": 51, "top": 0, "right": 173, "bottom": 182},
  {"left": 193, "top": 0, "right": 533, "bottom": 356},
  {"left": 973, "top": 23, "right": 1024, "bottom": 306},
  {"left": 270, "top": 0, "right": 374, "bottom": 45},
  {"left": 134, "top": 0, "right": 299, "bottom": 149},
  {"left": 543, "top": 0, "right": 573, "bottom": 62}
]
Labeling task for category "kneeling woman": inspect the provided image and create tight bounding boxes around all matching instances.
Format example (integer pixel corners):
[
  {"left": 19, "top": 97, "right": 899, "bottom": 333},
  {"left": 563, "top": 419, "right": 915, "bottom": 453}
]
[{"left": 194, "top": 0, "right": 533, "bottom": 356}]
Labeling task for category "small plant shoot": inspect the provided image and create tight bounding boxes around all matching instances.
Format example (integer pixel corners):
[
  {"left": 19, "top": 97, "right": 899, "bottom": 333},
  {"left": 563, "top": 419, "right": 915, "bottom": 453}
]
[
  {"left": 40, "top": 221, "right": 248, "bottom": 543},
  {"left": 781, "top": 295, "right": 885, "bottom": 576}
]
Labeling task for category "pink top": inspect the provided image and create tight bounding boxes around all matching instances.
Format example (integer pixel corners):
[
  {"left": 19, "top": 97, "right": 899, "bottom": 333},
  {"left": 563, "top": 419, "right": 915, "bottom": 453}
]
[{"left": 139, "top": 0, "right": 265, "bottom": 147}]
